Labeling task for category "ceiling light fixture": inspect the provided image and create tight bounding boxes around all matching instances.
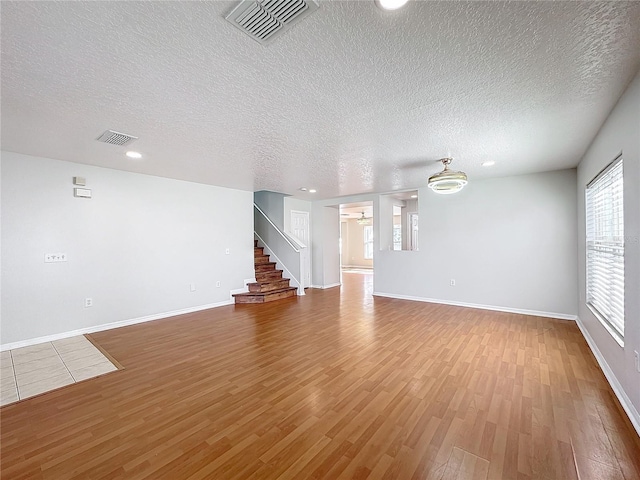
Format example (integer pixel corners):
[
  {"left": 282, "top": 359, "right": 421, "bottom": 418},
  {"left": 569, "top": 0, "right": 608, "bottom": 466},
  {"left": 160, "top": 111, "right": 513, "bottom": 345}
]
[
  {"left": 375, "top": 0, "right": 409, "bottom": 11},
  {"left": 410, "top": 194, "right": 418, "bottom": 199},
  {"left": 125, "top": 151, "right": 142, "bottom": 159},
  {"left": 299, "top": 187, "right": 308, "bottom": 191},
  {"left": 356, "top": 212, "right": 371, "bottom": 225},
  {"left": 309, "top": 189, "right": 317, "bottom": 193},
  {"left": 428, "top": 157, "right": 468, "bottom": 195},
  {"left": 482, "top": 160, "right": 496, "bottom": 167}
]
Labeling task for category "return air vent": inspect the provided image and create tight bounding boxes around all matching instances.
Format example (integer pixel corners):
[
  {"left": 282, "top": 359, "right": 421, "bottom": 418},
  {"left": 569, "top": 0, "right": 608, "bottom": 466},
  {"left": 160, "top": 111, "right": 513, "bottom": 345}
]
[
  {"left": 226, "top": 0, "right": 319, "bottom": 45},
  {"left": 96, "top": 130, "right": 138, "bottom": 146}
]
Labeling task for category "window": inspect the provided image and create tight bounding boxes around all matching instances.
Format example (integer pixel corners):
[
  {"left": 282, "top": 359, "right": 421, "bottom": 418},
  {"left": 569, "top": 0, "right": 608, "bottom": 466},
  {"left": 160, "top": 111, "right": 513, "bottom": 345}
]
[
  {"left": 393, "top": 225, "right": 402, "bottom": 250},
  {"left": 363, "top": 225, "right": 373, "bottom": 259},
  {"left": 586, "top": 156, "right": 624, "bottom": 340}
]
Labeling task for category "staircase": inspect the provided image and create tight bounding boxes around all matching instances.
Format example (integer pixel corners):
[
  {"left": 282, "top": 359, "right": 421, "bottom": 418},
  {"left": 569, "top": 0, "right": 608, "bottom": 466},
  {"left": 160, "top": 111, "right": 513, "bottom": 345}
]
[{"left": 233, "top": 241, "right": 297, "bottom": 304}]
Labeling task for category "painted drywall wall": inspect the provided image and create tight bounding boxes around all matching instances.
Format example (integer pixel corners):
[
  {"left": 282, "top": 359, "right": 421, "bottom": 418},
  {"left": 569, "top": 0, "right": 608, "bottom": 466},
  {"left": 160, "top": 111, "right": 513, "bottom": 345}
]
[
  {"left": 254, "top": 190, "right": 287, "bottom": 229},
  {"left": 374, "top": 169, "right": 578, "bottom": 317},
  {"left": 576, "top": 71, "right": 640, "bottom": 430},
  {"left": 1, "top": 152, "right": 254, "bottom": 347},
  {"left": 310, "top": 204, "right": 341, "bottom": 287},
  {"left": 342, "top": 219, "right": 373, "bottom": 268}
]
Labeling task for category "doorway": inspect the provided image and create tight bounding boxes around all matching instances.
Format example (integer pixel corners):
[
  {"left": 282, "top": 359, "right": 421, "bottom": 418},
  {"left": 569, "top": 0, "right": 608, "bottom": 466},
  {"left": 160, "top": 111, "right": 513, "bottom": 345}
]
[{"left": 339, "top": 202, "right": 374, "bottom": 277}]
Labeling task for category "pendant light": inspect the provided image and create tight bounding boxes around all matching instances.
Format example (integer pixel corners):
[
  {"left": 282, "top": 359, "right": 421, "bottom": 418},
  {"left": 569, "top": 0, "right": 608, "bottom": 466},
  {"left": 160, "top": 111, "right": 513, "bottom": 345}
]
[{"left": 428, "top": 157, "right": 468, "bottom": 194}]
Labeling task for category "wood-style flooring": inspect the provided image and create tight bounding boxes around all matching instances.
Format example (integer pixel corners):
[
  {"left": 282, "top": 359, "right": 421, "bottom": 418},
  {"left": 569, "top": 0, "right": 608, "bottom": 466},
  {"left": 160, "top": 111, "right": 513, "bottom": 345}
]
[{"left": 1, "top": 274, "right": 638, "bottom": 479}]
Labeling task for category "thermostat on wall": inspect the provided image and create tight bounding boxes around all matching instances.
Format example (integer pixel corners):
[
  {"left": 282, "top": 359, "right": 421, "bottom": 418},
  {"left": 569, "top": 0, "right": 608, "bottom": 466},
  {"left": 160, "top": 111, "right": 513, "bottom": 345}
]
[
  {"left": 74, "top": 188, "right": 92, "bottom": 198},
  {"left": 73, "top": 176, "right": 86, "bottom": 186}
]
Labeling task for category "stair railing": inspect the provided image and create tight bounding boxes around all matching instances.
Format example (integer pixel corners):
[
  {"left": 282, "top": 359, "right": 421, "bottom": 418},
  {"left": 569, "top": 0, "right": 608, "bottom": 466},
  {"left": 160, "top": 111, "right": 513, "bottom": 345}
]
[{"left": 254, "top": 203, "right": 306, "bottom": 296}]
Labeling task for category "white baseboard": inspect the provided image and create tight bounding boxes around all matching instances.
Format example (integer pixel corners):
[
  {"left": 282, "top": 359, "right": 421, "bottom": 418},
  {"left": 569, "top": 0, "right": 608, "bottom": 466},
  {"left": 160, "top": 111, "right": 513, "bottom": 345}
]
[
  {"left": 310, "top": 283, "right": 341, "bottom": 289},
  {"left": 230, "top": 279, "right": 254, "bottom": 299},
  {"left": 371, "top": 291, "right": 577, "bottom": 321},
  {"left": 0, "top": 300, "right": 233, "bottom": 352},
  {"left": 575, "top": 317, "right": 640, "bottom": 436}
]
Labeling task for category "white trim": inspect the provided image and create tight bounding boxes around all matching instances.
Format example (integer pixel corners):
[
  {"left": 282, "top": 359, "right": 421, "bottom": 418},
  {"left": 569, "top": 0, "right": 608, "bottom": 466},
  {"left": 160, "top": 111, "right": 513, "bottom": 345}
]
[
  {"left": 575, "top": 317, "right": 640, "bottom": 436},
  {"left": 310, "top": 283, "right": 342, "bottom": 289},
  {"left": 0, "top": 300, "right": 233, "bottom": 352},
  {"left": 371, "top": 292, "right": 577, "bottom": 321}
]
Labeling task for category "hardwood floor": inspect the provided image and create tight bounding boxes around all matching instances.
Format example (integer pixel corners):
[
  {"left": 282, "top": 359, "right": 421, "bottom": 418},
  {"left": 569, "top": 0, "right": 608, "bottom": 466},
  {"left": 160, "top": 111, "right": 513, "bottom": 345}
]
[{"left": 1, "top": 274, "right": 638, "bottom": 479}]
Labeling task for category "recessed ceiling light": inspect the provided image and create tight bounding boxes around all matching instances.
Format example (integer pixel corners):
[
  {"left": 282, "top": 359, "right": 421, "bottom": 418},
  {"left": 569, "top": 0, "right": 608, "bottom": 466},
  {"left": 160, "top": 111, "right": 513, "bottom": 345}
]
[
  {"left": 309, "top": 189, "right": 317, "bottom": 193},
  {"left": 482, "top": 160, "right": 495, "bottom": 167},
  {"left": 375, "top": 0, "right": 409, "bottom": 11},
  {"left": 410, "top": 194, "right": 418, "bottom": 198},
  {"left": 126, "top": 151, "right": 142, "bottom": 159}
]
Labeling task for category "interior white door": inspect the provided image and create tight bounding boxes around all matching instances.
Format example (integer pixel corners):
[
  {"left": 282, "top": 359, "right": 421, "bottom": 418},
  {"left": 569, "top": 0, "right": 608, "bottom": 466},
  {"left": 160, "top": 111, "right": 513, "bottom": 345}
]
[
  {"left": 409, "top": 213, "right": 419, "bottom": 251},
  {"left": 290, "top": 210, "right": 311, "bottom": 286}
]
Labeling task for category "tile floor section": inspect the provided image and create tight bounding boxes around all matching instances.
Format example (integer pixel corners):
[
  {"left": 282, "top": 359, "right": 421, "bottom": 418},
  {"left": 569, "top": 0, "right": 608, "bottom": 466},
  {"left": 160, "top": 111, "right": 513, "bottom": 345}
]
[{"left": 1, "top": 335, "right": 118, "bottom": 407}]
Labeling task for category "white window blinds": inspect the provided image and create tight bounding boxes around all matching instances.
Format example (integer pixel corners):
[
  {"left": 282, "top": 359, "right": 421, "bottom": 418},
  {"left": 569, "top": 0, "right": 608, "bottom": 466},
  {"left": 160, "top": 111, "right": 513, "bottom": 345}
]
[{"left": 586, "top": 156, "right": 624, "bottom": 338}]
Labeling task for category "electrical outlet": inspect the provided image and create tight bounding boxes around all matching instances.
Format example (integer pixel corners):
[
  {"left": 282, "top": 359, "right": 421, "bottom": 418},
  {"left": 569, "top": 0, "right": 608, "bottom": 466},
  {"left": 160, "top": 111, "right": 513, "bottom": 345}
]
[
  {"left": 84, "top": 298, "right": 93, "bottom": 308},
  {"left": 225, "top": 248, "right": 230, "bottom": 255},
  {"left": 45, "top": 253, "right": 67, "bottom": 263},
  {"left": 634, "top": 350, "right": 640, "bottom": 373},
  {"left": 216, "top": 281, "right": 221, "bottom": 288},
  {"left": 190, "top": 283, "right": 196, "bottom": 292},
  {"left": 450, "top": 279, "right": 456, "bottom": 286}
]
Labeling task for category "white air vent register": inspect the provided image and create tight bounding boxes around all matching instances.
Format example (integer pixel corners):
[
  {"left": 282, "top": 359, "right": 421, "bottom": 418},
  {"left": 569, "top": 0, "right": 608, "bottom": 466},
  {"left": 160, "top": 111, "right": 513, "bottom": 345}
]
[
  {"left": 96, "top": 130, "right": 138, "bottom": 146},
  {"left": 226, "top": 0, "right": 319, "bottom": 45}
]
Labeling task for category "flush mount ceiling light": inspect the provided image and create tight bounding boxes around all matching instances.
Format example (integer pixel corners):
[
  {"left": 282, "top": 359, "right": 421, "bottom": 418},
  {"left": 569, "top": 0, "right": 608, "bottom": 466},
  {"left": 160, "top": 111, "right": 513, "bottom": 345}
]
[
  {"left": 428, "top": 157, "right": 468, "bottom": 195},
  {"left": 375, "top": 0, "right": 409, "bottom": 11},
  {"left": 356, "top": 212, "right": 371, "bottom": 225},
  {"left": 308, "top": 189, "right": 317, "bottom": 193},
  {"left": 482, "top": 160, "right": 496, "bottom": 167},
  {"left": 125, "top": 151, "right": 142, "bottom": 159}
]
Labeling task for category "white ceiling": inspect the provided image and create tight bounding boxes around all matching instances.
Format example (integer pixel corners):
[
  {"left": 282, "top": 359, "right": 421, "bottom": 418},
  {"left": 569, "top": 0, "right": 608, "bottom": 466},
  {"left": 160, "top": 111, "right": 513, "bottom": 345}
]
[{"left": 2, "top": 1, "right": 639, "bottom": 200}]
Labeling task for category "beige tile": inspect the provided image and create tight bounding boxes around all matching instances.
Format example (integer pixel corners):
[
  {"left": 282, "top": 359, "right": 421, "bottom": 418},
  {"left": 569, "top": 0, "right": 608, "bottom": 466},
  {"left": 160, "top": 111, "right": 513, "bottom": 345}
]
[
  {"left": 16, "top": 363, "right": 70, "bottom": 387},
  {"left": 62, "top": 351, "right": 109, "bottom": 372},
  {"left": 12, "top": 342, "right": 55, "bottom": 355},
  {"left": 1, "top": 365, "right": 15, "bottom": 380},
  {"left": 13, "top": 355, "right": 66, "bottom": 376},
  {"left": 52, "top": 335, "right": 89, "bottom": 347},
  {"left": 71, "top": 361, "right": 117, "bottom": 382},
  {"left": 11, "top": 344, "right": 58, "bottom": 365},
  {"left": 52, "top": 336, "right": 92, "bottom": 353},
  {"left": 0, "top": 351, "right": 12, "bottom": 366},
  {"left": 57, "top": 344, "right": 103, "bottom": 363},
  {"left": 18, "top": 372, "right": 74, "bottom": 400},
  {"left": 1, "top": 385, "right": 19, "bottom": 406},
  {"left": 1, "top": 375, "right": 17, "bottom": 390}
]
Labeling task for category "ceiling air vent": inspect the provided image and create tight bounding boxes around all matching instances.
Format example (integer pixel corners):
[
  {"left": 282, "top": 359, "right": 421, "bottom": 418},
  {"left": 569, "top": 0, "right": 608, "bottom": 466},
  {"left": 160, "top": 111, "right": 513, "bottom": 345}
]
[
  {"left": 225, "top": 0, "right": 319, "bottom": 45},
  {"left": 96, "top": 130, "right": 138, "bottom": 146}
]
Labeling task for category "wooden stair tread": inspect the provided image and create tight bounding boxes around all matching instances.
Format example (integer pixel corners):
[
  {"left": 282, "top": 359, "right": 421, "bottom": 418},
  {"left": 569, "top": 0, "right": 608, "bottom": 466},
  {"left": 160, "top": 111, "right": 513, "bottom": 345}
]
[
  {"left": 238, "top": 240, "right": 296, "bottom": 304},
  {"left": 233, "top": 287, "right": 297, "bottom": 304},
  {"left": 233, "top": 287, "right": 296, "bottom": 297}
]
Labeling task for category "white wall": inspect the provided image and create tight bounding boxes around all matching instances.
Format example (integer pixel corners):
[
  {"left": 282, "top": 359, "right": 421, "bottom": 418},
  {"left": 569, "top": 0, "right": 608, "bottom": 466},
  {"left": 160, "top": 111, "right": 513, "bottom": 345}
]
[
  {"left": 576, "top": 72, "right": 640, "bottom": 432},
  {"left": 311, "top": 204, "right": 341, "bottom": 288},
  {"left": 374, "top": 169, "right": 578, "bottom": 318},
  {"left": 1, "top": 152, "right": 254, "bottom": 347},
  {"left": 254, "top": 190, "right": 287, "bottom": 229}
]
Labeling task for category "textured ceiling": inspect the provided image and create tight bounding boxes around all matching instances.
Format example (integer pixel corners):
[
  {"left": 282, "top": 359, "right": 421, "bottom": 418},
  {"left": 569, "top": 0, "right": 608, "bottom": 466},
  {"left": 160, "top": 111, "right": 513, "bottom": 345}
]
[{"left": 2, "top": 1, "right": 639, "bottom": 200}]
